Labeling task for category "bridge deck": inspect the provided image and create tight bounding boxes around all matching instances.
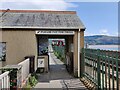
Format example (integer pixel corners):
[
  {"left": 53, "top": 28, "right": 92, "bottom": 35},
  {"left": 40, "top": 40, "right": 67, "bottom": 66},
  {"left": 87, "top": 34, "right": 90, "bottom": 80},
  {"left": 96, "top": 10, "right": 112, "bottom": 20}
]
[{"left": 34, "top": 49, "right": 86, "bottom": 89}]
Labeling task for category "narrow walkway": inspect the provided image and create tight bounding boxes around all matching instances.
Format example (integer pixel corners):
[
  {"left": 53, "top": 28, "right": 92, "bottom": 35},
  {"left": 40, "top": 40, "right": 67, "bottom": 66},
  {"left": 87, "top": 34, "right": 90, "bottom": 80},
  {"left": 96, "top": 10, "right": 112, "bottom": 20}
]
[{"left": 34, "top": 46, "right": 86, "bottom": 89}]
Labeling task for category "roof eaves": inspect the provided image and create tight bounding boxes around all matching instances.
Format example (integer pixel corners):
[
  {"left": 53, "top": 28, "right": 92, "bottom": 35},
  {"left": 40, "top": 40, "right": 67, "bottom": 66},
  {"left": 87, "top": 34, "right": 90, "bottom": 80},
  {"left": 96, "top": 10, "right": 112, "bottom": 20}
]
[
  {"left": 0, "top": 26, "right": 82, "bottom": 29},
  {"left": 0, "top": 10, "right": 76, "bottom": 14}
]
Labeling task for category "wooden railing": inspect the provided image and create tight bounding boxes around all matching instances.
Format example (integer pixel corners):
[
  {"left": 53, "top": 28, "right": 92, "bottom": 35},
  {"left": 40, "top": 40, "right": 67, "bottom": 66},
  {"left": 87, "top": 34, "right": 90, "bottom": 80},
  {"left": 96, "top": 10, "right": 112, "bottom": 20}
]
[
  {"left": 0, "top": 58, "right": 31, "bottom": 88},
  {"left": 18, "top": 58, "right": 30, "bottom": 87},
  {"left": 0, "top": 71, "right": 10, "bottom": 89},
  {"left": 81, "top": 48, "right": 119, "bottom": 89}
]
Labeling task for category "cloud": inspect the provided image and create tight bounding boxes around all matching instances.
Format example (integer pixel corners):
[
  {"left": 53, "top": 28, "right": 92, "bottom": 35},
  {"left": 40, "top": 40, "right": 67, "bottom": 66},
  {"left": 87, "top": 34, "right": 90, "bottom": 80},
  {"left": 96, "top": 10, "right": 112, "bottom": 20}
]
[
  {"left": 0, "top": 0, "right": 78, "bottom": 10},
  {"left": 99, "top": 29, "right": 110, "bottom": 35},
  {"left": 67, "top": 0, "right": 119, "bottom": 2},
  {"left": 1, "top": 0, "right": 119, "bottom": 2},
  {"left": 84, "top": 32, "right": 98, "bottom": 36},
  {"left": 85, "top": 32, "right": 93, "bottom": 36},
  {"left": 85, "top": 29, "right": 111, "bottom": 36}
]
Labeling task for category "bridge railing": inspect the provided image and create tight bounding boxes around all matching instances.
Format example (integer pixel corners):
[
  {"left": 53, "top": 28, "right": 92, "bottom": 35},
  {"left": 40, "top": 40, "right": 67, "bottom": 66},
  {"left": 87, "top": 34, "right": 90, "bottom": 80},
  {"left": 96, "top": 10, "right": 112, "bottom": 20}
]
[
  {"left": 18, "top": 58, "right": 30, "bottom": 87},
  {"left": 81, "top": 48, "right": 119, "bottom": 89},
  {"left": 0, "top": 71, "right": 10, "bottom": 89}
]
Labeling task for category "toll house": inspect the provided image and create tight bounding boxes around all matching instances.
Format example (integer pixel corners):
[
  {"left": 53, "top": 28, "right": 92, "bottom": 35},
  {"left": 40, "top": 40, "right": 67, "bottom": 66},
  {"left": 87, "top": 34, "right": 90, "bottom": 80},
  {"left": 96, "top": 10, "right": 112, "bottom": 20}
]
[{"left": 0, "top": 10, "right": 85, "bottom": 77}]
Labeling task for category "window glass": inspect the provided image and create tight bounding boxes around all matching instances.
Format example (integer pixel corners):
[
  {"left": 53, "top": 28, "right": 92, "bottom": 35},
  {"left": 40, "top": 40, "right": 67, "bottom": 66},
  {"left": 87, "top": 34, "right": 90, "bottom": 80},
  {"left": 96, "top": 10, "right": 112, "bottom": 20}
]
[{"left": 0, "top": 42, "right": 6, "bottom": 61}]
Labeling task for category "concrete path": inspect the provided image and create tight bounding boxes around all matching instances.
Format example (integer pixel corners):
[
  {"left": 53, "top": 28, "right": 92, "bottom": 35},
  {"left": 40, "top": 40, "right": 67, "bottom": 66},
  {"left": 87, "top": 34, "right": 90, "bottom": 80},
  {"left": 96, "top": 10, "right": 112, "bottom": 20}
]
[{"left": 34, "top": 45, "right": 86, "bottom": 89}]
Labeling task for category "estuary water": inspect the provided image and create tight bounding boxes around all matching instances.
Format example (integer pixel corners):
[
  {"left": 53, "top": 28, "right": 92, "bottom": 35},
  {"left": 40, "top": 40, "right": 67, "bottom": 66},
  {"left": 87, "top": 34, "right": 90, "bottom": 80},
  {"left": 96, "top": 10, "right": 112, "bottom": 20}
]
[{"left": 88, "top": 45, "right": 119, "bottom": 51}]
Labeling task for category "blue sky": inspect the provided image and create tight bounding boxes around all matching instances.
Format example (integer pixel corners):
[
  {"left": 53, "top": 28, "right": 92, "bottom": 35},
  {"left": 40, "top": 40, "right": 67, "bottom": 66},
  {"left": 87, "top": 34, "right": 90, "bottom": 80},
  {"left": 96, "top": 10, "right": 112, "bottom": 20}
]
[
  {"left": 70, "top": 2, "right": 118, "bottom": 36},
  {"left": 0, "top": 0, "right": 119, "bottom": 36}
]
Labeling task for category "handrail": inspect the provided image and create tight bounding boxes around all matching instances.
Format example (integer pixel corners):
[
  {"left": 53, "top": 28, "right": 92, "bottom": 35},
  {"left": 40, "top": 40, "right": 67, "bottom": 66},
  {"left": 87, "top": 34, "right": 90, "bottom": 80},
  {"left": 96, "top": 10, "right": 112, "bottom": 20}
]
[
  {"left": 81, "top": 48, "right": 119, "bottom": 89},
  {"left": 0, "top": 71, "right": 9, "bottom": 79},
  {"left": 18, "top": 58, "right": 30, "bottom": 87},
  {"left": 0, "top": 71, "right": 10, "bottom": 89}
]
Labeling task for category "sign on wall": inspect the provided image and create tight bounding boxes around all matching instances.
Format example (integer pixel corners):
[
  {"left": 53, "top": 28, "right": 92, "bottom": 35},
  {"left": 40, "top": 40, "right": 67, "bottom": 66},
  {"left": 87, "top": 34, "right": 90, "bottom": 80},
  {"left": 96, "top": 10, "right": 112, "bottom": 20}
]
[
  {"left": 38, "top": 58, "right": 45, "bottom": 68},
  {"left": 36, "top": 30, "right": 75, "bottom": 35}
]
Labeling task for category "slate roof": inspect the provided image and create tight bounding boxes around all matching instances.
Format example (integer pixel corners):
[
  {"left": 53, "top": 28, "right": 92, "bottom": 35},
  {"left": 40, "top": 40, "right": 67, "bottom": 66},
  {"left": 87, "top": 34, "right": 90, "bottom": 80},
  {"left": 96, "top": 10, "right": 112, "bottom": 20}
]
[{"left": 0, "top": 10, "right": 85, "bottom": 29}]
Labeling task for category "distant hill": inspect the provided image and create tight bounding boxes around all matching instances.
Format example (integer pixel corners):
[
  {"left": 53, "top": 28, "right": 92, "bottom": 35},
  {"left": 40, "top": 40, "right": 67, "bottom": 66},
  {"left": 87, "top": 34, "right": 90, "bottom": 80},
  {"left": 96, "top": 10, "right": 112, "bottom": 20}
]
[{"left": 85, "top": 35, "right": 119, "bottom": 45}]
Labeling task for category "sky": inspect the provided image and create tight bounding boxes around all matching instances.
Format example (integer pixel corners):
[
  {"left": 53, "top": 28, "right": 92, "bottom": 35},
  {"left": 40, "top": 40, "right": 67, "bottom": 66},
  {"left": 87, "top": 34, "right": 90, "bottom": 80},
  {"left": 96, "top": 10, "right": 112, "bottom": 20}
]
[{"left": 0, "top": 0, "right": 119, "bottom": 36}]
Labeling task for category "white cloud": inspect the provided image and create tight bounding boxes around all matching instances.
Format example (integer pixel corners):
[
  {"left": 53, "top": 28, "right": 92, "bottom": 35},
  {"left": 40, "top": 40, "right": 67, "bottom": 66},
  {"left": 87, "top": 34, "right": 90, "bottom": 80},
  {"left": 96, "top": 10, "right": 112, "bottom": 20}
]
[
  {"left": 85, "top": 29, "right": 118, "bottom": 36},
  {"left": 99, "top": 29, "right": 110, "bottom": 35},
  {"left": 85, "top": 32, "right": 93, "bottom": 36},
  {"left": 0, "top": 0, "right": 78, "bottom": 10},
  {"left": 84, "top": 32, "right": 98, "bottom": 36},
  {"left": 1, "top": 0, "right": 119, "bottom": 2},
  {"left": 68, "top": 0, "right": 119, "bottom": 2}
]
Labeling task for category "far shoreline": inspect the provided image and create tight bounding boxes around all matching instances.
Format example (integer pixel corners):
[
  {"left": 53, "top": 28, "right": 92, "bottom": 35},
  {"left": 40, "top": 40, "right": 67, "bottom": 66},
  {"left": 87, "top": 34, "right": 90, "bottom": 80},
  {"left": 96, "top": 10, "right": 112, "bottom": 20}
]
[
  {"left": 88, "top": 45, "right": 119, "bottom": 48},
  {"left": 87, "top": 45, "right": 119, "bottom": 51}
]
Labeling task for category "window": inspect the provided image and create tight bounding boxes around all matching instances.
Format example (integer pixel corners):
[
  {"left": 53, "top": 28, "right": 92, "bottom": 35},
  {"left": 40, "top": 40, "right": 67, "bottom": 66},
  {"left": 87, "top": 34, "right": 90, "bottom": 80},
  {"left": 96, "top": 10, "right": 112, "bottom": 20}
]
[{"left": 0, "top": 42, "right": 6, "bottom": 61}]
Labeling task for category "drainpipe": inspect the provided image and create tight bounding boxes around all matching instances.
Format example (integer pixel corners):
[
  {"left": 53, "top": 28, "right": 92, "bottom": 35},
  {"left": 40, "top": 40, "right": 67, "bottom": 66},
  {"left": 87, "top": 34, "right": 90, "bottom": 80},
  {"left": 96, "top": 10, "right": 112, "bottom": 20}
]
[{"left": 78, "top": 28, "right": 80, "bottom": 77}]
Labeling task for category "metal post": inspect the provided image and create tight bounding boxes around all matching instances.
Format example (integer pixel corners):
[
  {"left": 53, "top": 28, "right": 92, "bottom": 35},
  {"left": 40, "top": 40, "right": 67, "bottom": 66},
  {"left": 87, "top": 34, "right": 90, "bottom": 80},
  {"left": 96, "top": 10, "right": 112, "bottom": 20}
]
[
  {"left": 80, "top": 48, "right": 84, "bottom": 78},
  {"left": 116, "top": 52, "right": 119, "bottom": 90},
  {"left": 78, "top": 30, "right": 80, "bottom": 77},
  {"left": 97, "top": 49, "right": 101, "bottom": 89}
]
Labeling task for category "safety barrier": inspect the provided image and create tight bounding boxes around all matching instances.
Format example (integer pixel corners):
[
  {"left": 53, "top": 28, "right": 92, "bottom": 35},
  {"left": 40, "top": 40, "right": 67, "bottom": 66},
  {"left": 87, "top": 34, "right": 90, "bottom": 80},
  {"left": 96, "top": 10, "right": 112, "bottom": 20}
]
[
  {"left": 18, "top": 58, "right": 30, "bottom": 86},
  {"left": 0, "top": 71, "right": 10, "bottom": 89},
  {"left": 81, "top": 48, "right": 119, "bottom": 89}
]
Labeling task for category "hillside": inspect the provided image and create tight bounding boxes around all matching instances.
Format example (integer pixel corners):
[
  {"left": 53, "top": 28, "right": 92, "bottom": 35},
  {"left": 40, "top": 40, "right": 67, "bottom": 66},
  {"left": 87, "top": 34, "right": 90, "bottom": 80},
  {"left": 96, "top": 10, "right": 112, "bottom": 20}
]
[{"left": 85, "top": 35, "right": 119, "bottom": 45}]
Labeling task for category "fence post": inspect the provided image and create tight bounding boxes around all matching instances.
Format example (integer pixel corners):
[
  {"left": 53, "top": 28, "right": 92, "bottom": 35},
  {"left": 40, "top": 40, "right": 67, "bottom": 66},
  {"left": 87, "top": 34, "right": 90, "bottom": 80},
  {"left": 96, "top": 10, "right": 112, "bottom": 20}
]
[
  {"left": 116, "top": 51, "right": 119, "bottom": 90},
  {"left": 97, "top": 49, "right": 101, "bottom": 89}
]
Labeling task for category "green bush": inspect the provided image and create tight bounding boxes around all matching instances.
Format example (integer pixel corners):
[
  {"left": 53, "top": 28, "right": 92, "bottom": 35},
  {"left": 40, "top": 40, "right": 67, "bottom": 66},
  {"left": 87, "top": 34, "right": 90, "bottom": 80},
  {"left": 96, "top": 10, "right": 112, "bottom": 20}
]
[
  {"left": 54, "top": 51, "right": 58, "bottom": 57},
  {"left": 54, "top": 51, "right": 65, "bottom": 63},
  {"left": 57, "top": 53, "right": 61, "bottom": 58},
  {"left": 24, "top": 82, "right": 31, "bottom": 89},
  {"left": 29, "top": 76, "right": 38, "bottom": 87},
  {"left": 31, "top": 72, "right": 38, "bottom": 79},
  {"left": 60, "top": 56, "right": 64, "bottom": 61},
  {"left": 24, "top": 74, "right": 38, "bottom": 88},
  {"left": 54, "top": 51, "right": 60, "bottom": 58}
]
